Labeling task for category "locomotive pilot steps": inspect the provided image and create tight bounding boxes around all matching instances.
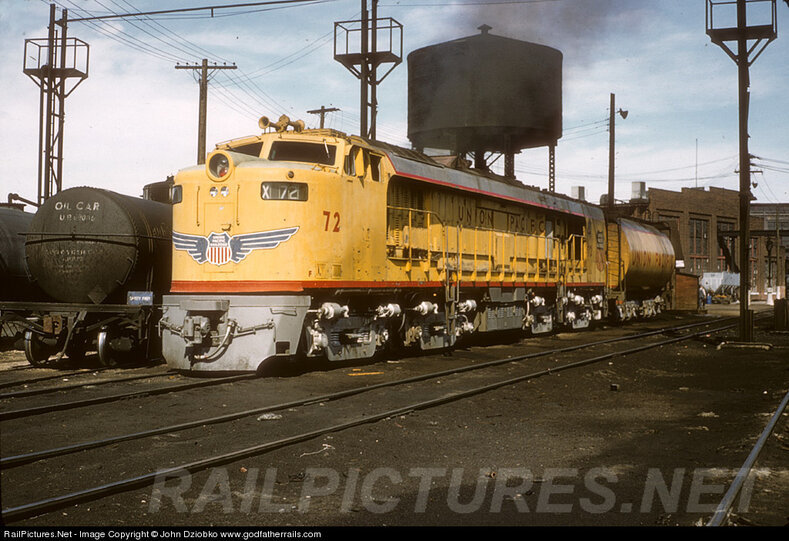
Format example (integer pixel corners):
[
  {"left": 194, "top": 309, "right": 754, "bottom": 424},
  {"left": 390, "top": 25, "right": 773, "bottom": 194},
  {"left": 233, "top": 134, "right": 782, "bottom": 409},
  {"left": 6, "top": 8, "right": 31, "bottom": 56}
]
[
  {"left": 160, "top": 120, "right": 675, "bottom": 373},
  {"left": 0, "top": 187, "right": 172, "bottom": 366}
]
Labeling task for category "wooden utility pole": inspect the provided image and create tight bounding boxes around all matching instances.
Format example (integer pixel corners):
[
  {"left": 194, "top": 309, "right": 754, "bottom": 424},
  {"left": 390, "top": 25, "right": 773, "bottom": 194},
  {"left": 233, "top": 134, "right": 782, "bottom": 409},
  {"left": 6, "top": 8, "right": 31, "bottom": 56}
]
[
  {"left": 706, "top": 0, "right": 777, "bottom": 341},
  {"left": 735, "top": 0, "right": 753, "bottom": 339},
  {"left": 607, "top": 93, "right": 627, "bottom": 209},
  {"left": 176, "top": 59, "right": 236, "bottom": 164},
  {"left": 307, "top": 105, "right": 340, "bottom": 128}
]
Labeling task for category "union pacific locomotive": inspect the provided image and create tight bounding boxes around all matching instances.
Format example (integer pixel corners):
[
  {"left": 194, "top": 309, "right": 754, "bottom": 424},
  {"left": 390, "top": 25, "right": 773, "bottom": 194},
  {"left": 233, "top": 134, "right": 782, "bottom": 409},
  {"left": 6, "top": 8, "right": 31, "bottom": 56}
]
[{"left": 160, "top": 117, "right": 675, "bottom": 372}]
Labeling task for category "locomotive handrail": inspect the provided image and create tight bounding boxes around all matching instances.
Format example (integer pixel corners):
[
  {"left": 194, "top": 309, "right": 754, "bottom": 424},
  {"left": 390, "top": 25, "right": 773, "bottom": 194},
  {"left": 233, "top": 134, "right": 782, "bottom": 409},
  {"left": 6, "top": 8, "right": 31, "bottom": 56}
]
[
  {"left": 564, "top": 233, "right": 588, "bottom": 276},
  {"left": 0, "top": 301, "right": 154, "bottom": 312},
  {"left": 386, "top": 205, "right": 445, "bottom": 225},
  {"left": 386, "top": 205, "right": 444, "bottom": 272},
  {"left": 235, "top": 183, "right": 241, "bottom": 226},
  {"left": 387, "top": 214, "right": 564, "bottom": 282}
]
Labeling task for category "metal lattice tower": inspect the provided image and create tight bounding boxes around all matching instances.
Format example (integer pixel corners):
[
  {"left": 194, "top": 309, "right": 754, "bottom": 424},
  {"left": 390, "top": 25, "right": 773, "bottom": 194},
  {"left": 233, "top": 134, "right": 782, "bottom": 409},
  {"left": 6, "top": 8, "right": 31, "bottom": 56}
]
[
  {"left": 23, "top": 4, "right": 89, "bottom": 206},
  {"left": 334, "top": 0, "right": 402, "bottom": 140}
]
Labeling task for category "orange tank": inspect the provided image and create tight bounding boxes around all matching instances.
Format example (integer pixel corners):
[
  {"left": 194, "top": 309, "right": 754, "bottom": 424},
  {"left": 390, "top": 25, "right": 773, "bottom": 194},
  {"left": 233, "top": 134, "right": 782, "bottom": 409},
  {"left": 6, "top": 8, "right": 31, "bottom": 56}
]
[{"left": 618, "top": 219, "right": 675, "bottom": 297}]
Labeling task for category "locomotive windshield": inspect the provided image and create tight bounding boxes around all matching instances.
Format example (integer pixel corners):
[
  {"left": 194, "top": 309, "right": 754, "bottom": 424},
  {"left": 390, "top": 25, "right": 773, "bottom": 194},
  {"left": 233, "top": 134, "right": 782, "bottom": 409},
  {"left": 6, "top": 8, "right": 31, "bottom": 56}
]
[
  {"left": 269, "top": 141, "right": 337, "bottom": 166},
  {"left": 228, "top": 141, "right": 264, "bottom": 157}
]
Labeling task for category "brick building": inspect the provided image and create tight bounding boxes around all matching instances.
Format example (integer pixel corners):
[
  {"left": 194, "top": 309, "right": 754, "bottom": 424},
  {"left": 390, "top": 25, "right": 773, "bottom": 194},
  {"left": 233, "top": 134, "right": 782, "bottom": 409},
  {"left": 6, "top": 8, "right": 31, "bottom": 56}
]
[{"left": 606, "top": 185, "right": 787, "bottom": 301}]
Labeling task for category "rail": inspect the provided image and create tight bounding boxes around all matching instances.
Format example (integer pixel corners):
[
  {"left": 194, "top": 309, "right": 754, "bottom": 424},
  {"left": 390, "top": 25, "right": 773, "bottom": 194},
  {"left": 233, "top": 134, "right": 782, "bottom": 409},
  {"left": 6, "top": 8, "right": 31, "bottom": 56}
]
[
  {"left": 706, "top": 387, "right": 789, "bottom": 526},
  {"left": 1, "top": 317, "right": 744, "bottom": 521}
]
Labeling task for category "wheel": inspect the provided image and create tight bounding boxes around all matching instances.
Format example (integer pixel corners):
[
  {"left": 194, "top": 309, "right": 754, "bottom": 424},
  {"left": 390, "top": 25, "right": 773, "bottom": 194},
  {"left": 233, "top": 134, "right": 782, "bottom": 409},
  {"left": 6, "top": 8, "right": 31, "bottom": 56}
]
[
  {"left": 24, "top": 330, "right": 51, "bottom": 367},
  {"left": 97, "top": 328, "right": 134, "bottom": 367}
]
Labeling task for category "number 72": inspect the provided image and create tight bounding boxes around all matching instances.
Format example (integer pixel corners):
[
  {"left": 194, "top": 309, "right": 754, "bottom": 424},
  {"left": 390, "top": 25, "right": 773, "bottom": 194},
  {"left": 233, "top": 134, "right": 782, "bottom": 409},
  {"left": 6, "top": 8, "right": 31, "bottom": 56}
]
[{"left": 323, "top": 211, "right": 340, "bottom": 232}]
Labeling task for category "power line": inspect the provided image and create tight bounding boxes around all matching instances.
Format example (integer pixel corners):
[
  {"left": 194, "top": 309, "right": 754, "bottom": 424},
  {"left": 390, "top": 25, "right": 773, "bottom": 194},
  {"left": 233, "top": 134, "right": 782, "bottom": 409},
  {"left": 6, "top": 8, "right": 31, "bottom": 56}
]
[
  {"left": 240, "top": 29, "right": 336, "bottom": 80},
  {"left": 54, "top": 0, "right": 309, "bottom": 118},
  {"left": 563, "top": 118, "right": 608, "bottom": 133},
  {"left": 66, "top": 0, "right": 335, "bottom": 22},
  {"left": 110, "top": 0, "right": 235, "bottom": 63},
  {"left": 55, "top": 0, "right": 187, "bottom": 62},
  {"left": 754, "top": 155, "right": 789, "bottom": 167},
  {"left": 381, "top": 0, "right": 561, "bottom": 6}
]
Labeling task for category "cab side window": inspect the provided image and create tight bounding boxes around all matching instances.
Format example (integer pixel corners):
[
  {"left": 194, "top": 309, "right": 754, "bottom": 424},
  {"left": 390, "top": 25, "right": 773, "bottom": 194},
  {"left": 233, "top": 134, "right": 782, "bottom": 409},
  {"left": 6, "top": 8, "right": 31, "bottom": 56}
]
[
  {"left": 369, "top": 154, "right": 382, "bottom": 182},
  {"left": 344, "top": 147, "right": 359, "bottom": 176},
  {"left": 345, "top": 146, "right": 384, "bottom": 182}
]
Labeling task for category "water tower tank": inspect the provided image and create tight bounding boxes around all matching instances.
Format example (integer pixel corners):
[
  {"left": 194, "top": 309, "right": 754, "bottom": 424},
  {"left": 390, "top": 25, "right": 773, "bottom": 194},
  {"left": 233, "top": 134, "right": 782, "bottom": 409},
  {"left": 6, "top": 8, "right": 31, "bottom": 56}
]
[{"left": 408, "top": 26, "right": 562, "bottom": 154}]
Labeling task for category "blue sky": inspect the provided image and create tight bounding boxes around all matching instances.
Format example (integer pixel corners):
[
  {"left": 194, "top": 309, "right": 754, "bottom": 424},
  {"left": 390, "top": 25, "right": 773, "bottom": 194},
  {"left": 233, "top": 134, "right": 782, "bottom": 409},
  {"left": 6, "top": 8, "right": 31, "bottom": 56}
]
[{"left": 1, "top": 0, "right": 787, "bottom": 206}]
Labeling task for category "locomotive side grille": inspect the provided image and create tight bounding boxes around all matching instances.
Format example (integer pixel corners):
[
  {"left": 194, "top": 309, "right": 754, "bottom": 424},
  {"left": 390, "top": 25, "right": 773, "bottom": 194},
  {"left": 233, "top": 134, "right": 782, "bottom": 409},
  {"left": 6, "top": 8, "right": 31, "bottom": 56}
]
[
  {"left": 388, "top": 183, "right": 408, "bottom": 246},
  {"left": 387, "top": 182, "right": 425, "bottom": 247},
  {"left": 388, "top": 183, "right": 416, "bottom": 246}
]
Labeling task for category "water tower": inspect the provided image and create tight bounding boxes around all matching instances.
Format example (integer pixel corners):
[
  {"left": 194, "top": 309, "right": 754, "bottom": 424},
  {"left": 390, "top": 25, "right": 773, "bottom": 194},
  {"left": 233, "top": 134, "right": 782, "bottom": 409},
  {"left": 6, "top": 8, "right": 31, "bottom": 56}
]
[{"left": 407, "top": 26, "right": 562, "bottom": 181}]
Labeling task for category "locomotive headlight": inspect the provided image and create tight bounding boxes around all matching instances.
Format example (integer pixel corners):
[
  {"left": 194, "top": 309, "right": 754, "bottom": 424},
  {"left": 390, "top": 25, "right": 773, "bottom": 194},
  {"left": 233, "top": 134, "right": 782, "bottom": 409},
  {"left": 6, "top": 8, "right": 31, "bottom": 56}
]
[
  {"left": 209, "top": 187, "right": 218, "bottom": 197},
  {"left": 221, "top": 186, "right": 229, "bottom": 197},
  {"left": 207, "top": 150, "right": 259, "bottom": 182},
  {"left": 260, "top": 182, "right": 308, "bottom": 201},
  {"left": 207, "top": 152, "right": 232, "bottom": 181}
]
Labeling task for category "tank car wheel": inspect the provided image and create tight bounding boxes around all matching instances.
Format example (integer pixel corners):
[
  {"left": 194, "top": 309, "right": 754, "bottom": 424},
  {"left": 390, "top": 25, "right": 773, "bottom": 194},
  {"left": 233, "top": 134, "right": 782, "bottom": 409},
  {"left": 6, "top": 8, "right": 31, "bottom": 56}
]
[
  {"left": 97, "top": 329, "right": 133, "bottom": 367},
  {"left": 24, "top": 330, "right": 51, "bottom": 367}
]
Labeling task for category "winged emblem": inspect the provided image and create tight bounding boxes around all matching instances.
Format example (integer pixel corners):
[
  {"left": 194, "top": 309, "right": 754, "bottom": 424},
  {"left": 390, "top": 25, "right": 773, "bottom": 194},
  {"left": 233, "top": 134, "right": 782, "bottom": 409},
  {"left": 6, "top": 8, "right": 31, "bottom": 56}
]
[{"left": 173, "top": 227, "right": 299, "bottom": 266}]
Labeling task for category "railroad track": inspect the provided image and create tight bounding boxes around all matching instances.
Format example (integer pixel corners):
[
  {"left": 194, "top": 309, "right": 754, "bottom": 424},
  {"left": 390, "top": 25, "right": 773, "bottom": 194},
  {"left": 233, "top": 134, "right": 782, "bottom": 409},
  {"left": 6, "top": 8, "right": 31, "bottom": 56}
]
[
  {"left": 0, "top": 370, "right": 176, "bottom": 400},
  {"left": 707, "top": 387, "right": 789, "bottom": 527},
  {"left": 0, "top": 367, "right": 115, "bottom": 391},
  {"left": 1, "top": 316, "right": 731, "bottom": 470},
  {"left": 1, "top": 315, "right": 750, "bottom": 523},
  {"left": 0, "top": 372, "right": 258, "bottom": 421},
  {"left": 0, "top": 360, "right": 161, "bottom": 391},
  {"left": 0, "top": 316, "right": 731, "bottom": 422}
]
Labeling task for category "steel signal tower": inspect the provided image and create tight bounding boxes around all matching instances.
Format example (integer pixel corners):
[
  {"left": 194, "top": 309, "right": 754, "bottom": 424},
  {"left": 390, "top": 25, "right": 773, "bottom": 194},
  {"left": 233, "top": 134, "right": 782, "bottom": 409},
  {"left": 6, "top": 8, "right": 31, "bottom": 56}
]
[
  {"left": 23, "top": 4, "right": 89, "bottom": 206},
  {"left": 334, "top": 0, "right": 402, "bottom": 140}
]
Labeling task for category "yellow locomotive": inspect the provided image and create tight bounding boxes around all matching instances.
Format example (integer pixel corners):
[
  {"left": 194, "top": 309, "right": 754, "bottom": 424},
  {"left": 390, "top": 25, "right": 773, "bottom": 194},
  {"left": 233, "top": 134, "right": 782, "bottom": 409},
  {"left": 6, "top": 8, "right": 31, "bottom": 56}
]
[{"left": 160, "top": 116, "right": 674, "bottom": 372}]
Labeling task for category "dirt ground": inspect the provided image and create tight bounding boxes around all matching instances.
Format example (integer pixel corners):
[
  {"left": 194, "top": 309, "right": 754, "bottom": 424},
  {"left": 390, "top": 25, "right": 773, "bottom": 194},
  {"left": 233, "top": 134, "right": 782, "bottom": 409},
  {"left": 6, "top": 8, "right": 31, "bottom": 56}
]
[{"left": 1, "top": 303, "right": 787, "bottom": 529}]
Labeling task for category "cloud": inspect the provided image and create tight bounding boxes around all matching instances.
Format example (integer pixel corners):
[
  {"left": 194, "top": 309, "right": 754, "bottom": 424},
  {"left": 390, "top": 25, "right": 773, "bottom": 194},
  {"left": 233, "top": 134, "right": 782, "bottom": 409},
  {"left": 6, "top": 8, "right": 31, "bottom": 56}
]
[{"left": 1, "top": 0, "right": 787, "bottom": 205}]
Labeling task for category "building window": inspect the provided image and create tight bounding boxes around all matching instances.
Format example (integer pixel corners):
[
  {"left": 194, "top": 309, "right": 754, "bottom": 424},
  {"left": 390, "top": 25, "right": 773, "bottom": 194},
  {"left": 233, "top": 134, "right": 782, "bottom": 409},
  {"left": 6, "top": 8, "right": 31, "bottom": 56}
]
[
  {"left": 689, "top": 217, "right": 709, "bottom": 274},
  {"left": 717, "top": 221, "right": 735, "bottom": 272}
]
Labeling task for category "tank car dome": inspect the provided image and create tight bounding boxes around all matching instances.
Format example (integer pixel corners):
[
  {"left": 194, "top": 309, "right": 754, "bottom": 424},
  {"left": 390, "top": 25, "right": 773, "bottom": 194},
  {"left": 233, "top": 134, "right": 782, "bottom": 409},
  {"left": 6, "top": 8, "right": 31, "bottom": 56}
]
[{"left": 407, "top": 25, "right": 563, "bottom": 154}]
